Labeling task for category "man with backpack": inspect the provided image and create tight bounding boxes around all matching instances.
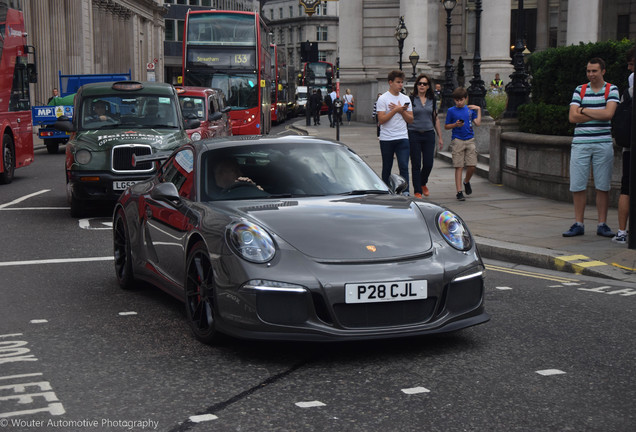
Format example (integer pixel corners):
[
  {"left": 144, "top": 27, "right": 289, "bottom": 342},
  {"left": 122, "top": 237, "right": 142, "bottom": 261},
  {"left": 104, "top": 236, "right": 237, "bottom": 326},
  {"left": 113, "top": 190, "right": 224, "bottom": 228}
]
[
  {"left": 611, "top": 46, "right": 635, "bottom": 244},
  {"left": 563, "top": 57, "right": 620, "bottom": 238}
]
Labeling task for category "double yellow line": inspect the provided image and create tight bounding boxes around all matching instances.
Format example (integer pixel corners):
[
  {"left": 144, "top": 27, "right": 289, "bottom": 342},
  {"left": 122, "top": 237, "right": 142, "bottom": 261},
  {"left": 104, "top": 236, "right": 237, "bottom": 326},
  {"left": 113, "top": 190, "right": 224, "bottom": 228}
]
[{"left": 485, "top": 264, "right": 579, "bottom": 283}]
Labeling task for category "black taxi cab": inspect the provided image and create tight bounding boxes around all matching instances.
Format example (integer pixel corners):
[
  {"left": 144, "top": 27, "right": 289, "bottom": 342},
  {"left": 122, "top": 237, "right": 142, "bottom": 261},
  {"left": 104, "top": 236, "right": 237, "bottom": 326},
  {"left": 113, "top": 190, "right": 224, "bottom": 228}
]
[{"left": 54, "top": 81, "right": 197, "bottom": 217}]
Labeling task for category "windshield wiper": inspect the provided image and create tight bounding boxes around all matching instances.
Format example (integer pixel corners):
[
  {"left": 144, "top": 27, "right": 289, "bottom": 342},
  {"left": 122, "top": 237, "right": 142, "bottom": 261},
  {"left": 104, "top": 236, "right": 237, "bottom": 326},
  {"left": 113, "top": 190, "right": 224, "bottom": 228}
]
[{"left": 339, "top": 190, "right": 390, "bottom": 196}]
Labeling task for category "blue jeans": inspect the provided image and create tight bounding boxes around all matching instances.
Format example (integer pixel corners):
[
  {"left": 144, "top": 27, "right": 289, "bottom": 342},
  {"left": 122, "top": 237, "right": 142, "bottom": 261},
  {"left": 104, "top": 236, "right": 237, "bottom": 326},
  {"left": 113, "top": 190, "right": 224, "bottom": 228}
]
[
  {"left": 380, "top": 138, "right": 410, "bottom": 190},
  {"left": 409, "top": 130, "right": 436, "bottom": 193}
]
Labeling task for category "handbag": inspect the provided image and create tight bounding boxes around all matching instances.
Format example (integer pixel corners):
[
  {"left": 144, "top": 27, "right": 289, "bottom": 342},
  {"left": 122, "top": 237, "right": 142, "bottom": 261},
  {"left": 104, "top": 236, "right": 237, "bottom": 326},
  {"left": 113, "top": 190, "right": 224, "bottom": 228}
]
[{"left": 348, "top": 102, "right": 355, "bottom": 112}]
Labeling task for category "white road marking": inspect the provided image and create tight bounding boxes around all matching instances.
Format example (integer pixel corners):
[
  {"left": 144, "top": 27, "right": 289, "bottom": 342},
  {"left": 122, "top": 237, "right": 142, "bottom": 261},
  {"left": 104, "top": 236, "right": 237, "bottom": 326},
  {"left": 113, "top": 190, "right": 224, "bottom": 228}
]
[
  {"left": 536, "top": 369, "right": 566, "bottom": 376},
  {"left": 78, "top": 218, "right": 113, "bottom": 230},
  {"left": 30, "top": 320, "right": 48, "bottom": 324},
  {"left": 401, "top": 386, "right": 430, "bottom": 395},
  {"left": 495, "top": 286, "right": 513, "bottom": 290},
  {"left": 0, "top": 207, "right": 69, "bottom": 211},
  {"left": 0, "top": 189, "right": 50, "bottom": 209},
  {"left": 189, "top": 414, "right": 218, "bottom": 423},
  {"left": 0, "top": 257, "right": 113, "bottom": 267},
  {"left": 118, "top": 312, "right": 137, "bottom": 316},
  {"left": 295, "top": 401, "right": 326, "bottom": 408}
]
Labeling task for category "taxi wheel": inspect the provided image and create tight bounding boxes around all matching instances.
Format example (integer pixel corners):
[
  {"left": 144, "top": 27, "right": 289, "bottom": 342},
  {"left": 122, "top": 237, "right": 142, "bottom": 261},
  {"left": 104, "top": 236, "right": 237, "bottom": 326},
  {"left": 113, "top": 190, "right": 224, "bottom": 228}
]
[
  {"left": 70, "top": 194, "right": 86, "bottom": 218},
  {"left": 113, "top": 208, "right": 136, "bottom": 290},
  {"left": 0, "top": 133, "right": 14, "bottom": 185},
  {"left": 185, "top": 241, "right": 222, "bottom": 344}
]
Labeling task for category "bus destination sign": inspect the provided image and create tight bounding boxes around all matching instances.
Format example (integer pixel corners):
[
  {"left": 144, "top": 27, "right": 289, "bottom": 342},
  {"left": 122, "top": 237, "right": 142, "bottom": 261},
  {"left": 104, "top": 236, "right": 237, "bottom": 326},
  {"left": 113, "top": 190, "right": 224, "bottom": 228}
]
[{"left": 188, "top": 49, "right": 255, "bottom": 68}]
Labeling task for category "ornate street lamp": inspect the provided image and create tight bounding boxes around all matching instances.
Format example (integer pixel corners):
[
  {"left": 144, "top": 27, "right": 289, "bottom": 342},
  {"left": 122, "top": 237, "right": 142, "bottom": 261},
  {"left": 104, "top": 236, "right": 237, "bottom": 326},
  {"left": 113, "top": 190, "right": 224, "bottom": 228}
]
[
  {"left": 409, "top": 48, "right": 420, "bottom": 81},
  {"left": 467, "top": 0, "right": 487, "bottom": 110},
  {"left": 394, "top": 16, "right": 408, "bottom": 71},
  {"left": 504, "top": 0, "right": 531, "bottom": 118},
  {"left": 441, "top": 0, "right": 457, "bottom": 111}
]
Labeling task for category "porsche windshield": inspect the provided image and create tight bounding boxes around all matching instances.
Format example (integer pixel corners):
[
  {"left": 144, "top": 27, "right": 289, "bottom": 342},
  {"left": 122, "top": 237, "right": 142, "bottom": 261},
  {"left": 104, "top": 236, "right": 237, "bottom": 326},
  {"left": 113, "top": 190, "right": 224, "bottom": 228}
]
[{"left": 200, "top": 142, "right": 389, "bottom": 201}]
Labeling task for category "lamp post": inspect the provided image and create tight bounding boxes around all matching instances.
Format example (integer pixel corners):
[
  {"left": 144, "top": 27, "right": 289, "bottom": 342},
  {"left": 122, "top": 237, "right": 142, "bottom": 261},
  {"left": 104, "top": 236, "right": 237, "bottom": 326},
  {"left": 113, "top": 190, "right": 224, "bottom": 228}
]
[
  {"left": 394, "top": 16, "right": 408, "bottom": 71},
  {"left": 503, "top": 0, "right": 531, "bottom": 118},
  {"left": 441, "top": 0, "right": 457, "bottom": 111},
  {"left": 467, "top": 0, "right": 487, "bottom": 110},
  {"left": 409, "top": 48, "right": 419, "bottom": 81}
]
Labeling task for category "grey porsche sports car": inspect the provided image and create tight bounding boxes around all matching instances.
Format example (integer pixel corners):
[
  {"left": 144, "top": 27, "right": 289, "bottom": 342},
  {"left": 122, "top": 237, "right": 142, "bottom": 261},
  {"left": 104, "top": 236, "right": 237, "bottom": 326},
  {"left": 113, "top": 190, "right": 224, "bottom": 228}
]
[{"left": 113, "top": 136, "right": 489, "bottom": 344}]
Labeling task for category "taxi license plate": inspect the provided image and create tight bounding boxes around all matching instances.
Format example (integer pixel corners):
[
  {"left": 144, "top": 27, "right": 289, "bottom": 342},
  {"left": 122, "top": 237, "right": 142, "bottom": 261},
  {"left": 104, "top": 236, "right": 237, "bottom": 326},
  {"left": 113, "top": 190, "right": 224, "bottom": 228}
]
[
  {"left": 113, "top": 180, "right": 139, "bottom": 191},
  {"left": 345, "top": 280, "right": 427, "bottom": 304}
]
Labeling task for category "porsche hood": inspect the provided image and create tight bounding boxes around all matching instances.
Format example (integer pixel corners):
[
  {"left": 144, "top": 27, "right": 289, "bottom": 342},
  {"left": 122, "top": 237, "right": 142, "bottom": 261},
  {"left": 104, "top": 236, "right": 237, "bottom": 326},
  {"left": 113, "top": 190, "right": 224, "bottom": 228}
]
[{"left": 226, "top": 196, "right": 434, "bottom": 261}]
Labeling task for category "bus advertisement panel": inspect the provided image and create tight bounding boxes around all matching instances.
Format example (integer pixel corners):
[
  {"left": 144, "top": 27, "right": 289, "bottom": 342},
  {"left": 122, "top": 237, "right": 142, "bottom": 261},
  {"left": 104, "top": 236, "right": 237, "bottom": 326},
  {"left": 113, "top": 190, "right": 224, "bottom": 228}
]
[
  {"left": 270, "top": 44, "right": 289, "bottom": 124},
  {"left": 183, "top": 10, "right": 271, "bottom": 135},
  {"left": 0, "top": 1, "right": 37, "bottom": 184}
]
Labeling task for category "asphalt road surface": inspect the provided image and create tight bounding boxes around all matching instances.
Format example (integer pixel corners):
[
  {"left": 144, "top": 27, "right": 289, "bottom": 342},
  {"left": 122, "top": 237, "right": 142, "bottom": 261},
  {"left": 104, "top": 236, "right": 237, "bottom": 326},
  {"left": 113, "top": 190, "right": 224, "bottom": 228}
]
[{"left": 1, "top": 140, "right": 634, "bottom": 432}]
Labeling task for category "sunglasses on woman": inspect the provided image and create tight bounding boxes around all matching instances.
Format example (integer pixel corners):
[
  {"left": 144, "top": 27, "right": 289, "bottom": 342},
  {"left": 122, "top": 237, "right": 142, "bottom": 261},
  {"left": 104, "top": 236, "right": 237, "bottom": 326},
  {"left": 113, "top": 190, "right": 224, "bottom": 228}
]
[{"left": 417, "top": 82, "right": 429, "bottom": 86}]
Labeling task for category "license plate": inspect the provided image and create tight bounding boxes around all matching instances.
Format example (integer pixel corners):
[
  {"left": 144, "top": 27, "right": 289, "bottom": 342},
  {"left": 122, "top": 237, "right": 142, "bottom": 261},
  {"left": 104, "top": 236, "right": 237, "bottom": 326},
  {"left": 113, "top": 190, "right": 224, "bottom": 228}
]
[
  {"left": 113, "top": 180, "right": 139, "bottom": 191},
  {"left": 345, "top": 280, "right": 427, "bottom": 304}
]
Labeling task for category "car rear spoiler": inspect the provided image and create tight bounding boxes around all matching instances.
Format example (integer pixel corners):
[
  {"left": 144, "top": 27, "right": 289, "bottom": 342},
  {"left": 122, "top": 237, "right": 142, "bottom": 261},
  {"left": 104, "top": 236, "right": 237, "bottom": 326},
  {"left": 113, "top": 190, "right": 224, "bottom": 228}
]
[{"left": 131, "top": 151, "right": 173, "bottom": 168}]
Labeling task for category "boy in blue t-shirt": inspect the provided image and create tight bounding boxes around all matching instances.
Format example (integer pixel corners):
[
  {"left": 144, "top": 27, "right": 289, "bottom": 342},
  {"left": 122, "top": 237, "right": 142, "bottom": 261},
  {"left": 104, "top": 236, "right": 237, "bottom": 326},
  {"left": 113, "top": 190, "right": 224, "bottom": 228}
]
[{"left": 444, "top": 87, "right": 482, "bottom": 201}]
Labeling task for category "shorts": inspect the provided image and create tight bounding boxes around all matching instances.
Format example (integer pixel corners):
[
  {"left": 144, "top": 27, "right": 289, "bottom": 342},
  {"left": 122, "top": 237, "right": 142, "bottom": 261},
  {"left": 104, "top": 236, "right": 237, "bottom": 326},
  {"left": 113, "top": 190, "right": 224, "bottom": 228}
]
[
  {"left": 569, "top": 142, "right": 614, "bottom": 192},
  {"left": 620, "top": 150, "right": 631, "bottom": 195},
  {"left": 450, "top": 138, "right": 478, "bottom": 168}
]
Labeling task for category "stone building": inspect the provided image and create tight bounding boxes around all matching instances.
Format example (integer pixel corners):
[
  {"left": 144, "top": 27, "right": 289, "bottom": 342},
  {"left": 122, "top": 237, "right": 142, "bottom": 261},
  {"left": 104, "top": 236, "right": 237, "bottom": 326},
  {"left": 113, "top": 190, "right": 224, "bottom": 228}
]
[{"left": 23, "top": 0, "right": 167, "bottom": 106}]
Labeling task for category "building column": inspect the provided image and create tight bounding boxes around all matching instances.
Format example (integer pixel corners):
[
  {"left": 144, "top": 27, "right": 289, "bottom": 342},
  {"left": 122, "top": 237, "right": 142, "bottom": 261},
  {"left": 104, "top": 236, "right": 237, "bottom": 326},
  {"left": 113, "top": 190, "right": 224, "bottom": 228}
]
[
  {"left": 535, "top": 0, "right": 549, "bottom": 52},
  {"left": 480, "top": 0, "right": 513, "bottom": 89},
  {"left": 401, "top": 0, "right": 428, "bottom": 76},
  {"left": 338, "top": 0, "right": 363, "bottom": 83},
  {"left": 566, "top": 0, "right": 600, "bottom": 45}
]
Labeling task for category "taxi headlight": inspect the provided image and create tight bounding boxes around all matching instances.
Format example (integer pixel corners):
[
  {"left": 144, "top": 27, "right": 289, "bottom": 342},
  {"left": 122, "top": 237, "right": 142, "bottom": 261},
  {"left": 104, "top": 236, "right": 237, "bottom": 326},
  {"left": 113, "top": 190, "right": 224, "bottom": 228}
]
[
  {"left": 228, "top": 221, "right": 276, "bottom": 263},
  {"left": 75, "top": 149, "right": 92, "bottom": 165},
  {"left": 191, "top": 132, "right": 201, "bottom": 141},
  {"left": 437, "top": 210, "right": 472, "bottom": 251}
]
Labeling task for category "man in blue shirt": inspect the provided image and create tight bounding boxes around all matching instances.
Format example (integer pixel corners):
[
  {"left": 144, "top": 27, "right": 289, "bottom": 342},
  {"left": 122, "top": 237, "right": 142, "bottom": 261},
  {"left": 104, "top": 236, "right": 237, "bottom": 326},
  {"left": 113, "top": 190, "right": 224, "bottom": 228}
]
[{"left": 444, "top": 87, "right": 481, "bottom": 201}]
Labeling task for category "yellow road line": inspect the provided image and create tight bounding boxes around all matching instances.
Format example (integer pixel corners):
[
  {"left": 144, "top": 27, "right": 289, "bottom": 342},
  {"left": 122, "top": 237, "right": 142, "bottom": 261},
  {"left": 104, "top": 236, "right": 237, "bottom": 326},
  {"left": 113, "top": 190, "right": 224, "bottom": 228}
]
[
  {"left": 485, "top": 264, "right": 579, "bottom": 283},
  {"left": 612, "top": 262, "right": 636, "bottom": 271}
]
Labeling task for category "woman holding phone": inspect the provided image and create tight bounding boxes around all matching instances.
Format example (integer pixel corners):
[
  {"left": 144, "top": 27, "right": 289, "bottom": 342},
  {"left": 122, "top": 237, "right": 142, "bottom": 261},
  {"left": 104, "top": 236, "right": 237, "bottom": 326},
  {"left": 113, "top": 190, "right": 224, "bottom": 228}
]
[{"left": 408, "top": 74, "right": 443, "bottom": 198}]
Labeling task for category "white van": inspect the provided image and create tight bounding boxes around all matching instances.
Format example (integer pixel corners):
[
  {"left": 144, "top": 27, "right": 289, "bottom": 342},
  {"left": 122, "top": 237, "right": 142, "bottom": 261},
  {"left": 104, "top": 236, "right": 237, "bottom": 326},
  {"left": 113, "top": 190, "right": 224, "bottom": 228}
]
[{"left": 295, "top": 85, "right": 308, "bottom": 115}]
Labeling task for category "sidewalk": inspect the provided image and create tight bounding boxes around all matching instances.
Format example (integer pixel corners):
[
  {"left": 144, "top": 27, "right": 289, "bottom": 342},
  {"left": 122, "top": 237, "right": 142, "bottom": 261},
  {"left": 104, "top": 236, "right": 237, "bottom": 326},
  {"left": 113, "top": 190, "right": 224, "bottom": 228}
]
[{"left": 290, "top": 119, "right": 636, "bottom": 283}]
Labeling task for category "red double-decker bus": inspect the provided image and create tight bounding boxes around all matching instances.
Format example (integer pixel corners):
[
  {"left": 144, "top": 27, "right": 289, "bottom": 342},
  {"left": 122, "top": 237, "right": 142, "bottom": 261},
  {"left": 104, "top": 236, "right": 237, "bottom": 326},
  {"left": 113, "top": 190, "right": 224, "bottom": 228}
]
[
  {"left": 182, "top": 10, "right": 271, "bottom": 135},
  {"left": 270, "top": 44, "right": 289, "bottom": 124},
  {"left": 0, "top": 0, "right": 37, "bottom": 184}
]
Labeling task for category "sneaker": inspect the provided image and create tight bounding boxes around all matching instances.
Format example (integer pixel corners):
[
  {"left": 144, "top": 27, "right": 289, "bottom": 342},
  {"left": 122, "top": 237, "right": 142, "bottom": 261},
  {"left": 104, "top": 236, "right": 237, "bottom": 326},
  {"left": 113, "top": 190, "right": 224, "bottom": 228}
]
[
  {"left": 596, "top": 223, "right": 615, "bottom": 238},
  {"left": 414, "top": 193, "right": 422, "bottom": 198},
  {"left": 456, "top": 191, "right": 465, "bottom": 201},
  {"left": 421, "top": 185, "right": 430, "bottom": 196},
  {"left": 463, "top": 181, "right": 472, "bottom": 195},
  {"left": 562, "top": 223, "right": 584, "bottom": 237},
  {"left": 612, "top": 232, "right": 628, "bottom": 244}
]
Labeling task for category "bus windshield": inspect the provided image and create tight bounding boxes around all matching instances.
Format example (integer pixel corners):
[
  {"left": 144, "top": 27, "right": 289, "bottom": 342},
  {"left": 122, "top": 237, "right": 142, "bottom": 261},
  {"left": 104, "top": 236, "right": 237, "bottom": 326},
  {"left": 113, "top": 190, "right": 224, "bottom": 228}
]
[
  {"left": 186, "top": 72, "right": 258, "bottom": 110},
  {"left": 187, "top": 13, "right": 255, "bottom": 46}
]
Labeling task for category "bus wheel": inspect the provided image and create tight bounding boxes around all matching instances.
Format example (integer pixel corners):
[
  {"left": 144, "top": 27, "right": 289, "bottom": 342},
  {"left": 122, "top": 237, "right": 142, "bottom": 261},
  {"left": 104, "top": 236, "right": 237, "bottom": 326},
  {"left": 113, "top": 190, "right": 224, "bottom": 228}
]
[{"left": 0, "top": 134, "right": 15, "bottom": 185}]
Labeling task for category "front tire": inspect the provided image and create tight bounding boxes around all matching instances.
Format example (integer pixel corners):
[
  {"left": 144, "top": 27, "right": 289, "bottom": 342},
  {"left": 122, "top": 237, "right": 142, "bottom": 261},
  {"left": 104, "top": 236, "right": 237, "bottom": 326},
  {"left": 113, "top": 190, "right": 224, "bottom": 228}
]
[
  {"left": 113, "top": 208, "right": 136, "bottom": 290},
  {"left": 0, "top": 134, "right": 15, "bottom": 185},
  {"left": 185, "top": 241, "right": 222, "bottom": 344}
]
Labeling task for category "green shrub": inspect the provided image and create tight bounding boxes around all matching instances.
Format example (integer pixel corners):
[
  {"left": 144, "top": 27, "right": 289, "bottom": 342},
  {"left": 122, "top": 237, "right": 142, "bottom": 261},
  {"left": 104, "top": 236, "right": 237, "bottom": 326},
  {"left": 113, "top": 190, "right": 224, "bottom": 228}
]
[
  {"left": 485, "top": 91, "right": 507, "bottom": 120},
  {"left": 519, "top": 39, "right": 633, "bottom": 136}
]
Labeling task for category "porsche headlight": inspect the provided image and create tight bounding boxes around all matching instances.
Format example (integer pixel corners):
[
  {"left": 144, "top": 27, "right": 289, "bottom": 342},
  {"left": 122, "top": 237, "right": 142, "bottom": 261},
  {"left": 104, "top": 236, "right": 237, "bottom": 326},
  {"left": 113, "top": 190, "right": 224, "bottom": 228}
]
[
  {"left": 191, "top": 132, "right": 201, "bottom": 141},
  {"left": 75, "top": 149, "right": 92, "bottom": 165},
  {"left": 228, "top": 221, "right": 275, "bottom": 263},
  {"left": 437, "top": 210, "right": 472, "bottom": 251}
]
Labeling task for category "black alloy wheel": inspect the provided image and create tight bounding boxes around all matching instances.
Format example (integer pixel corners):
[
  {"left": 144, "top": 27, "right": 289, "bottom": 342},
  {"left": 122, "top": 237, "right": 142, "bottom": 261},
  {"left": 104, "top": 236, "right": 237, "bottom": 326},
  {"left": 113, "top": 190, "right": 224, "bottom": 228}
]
[
  {"left": 185, "top": 241, "right": 221, "bottom": 344},
  {"left": 113, "top": 208, "right": 136, "bottom": 290}
]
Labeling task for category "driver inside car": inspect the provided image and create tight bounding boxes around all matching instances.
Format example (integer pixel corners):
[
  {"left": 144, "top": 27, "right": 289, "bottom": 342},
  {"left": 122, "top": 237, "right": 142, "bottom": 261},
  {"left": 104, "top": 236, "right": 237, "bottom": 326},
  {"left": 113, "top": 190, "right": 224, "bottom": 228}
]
[
  {"left": 213, "top": 157, "right": 263, "bottom": 192},
  {"left": 87, "top": 100, "right": 114, "bottom": 123}
]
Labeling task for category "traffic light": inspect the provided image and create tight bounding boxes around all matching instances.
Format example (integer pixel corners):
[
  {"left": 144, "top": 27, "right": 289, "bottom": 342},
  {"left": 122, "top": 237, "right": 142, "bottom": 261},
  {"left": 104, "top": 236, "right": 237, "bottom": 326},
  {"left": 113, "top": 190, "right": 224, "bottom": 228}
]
[{"left": 300, "top": 41, "right": 318, "bottom": 63}]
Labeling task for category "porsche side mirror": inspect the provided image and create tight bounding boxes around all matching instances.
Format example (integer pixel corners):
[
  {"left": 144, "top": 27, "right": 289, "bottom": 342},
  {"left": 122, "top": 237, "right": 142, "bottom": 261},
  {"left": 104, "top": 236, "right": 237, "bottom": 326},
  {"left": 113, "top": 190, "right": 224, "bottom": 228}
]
[
  {"left": 151, "top": 182, "right": 182, "bottom": 206},
  {"left": 388, "top": 174, "right": 408, "bottom": 195},
  {"left": 209, "top": 112, "right": 223, "bottom": 121}
]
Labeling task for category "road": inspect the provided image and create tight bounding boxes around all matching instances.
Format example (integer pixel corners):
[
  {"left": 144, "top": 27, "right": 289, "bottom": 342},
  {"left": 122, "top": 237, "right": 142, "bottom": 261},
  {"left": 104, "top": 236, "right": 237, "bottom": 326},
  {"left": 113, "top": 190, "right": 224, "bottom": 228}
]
[{"left": 1, "top": 132, "right": 635, "bottom": 432}]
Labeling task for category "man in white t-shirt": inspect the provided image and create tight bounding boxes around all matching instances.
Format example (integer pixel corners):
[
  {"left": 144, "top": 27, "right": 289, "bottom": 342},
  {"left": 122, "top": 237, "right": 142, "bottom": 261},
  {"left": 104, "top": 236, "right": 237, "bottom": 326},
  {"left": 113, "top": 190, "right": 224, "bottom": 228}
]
[{"left": 376, "top": 70, "right": 413, "bottom": 193}]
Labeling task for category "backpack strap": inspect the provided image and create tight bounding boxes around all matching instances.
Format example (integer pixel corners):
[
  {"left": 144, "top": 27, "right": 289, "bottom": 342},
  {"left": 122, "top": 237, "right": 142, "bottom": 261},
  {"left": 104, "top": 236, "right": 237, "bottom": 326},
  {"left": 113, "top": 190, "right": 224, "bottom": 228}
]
[
  {"left": 604, "top": 82, "right": 610, "bottom": 100},
  {"left": 581, "top": 83, "right": 611, "bottom": 101},
  {"left": 580, "top": 83, "right": 588, "bottom": 100}
]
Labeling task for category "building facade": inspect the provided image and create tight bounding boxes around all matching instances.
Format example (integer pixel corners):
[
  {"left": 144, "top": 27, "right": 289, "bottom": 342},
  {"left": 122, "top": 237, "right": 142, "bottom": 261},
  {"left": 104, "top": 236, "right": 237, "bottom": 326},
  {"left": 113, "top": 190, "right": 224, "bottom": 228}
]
[{"left": 24, "top": 0, "right": 167, "bottom": 106}]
